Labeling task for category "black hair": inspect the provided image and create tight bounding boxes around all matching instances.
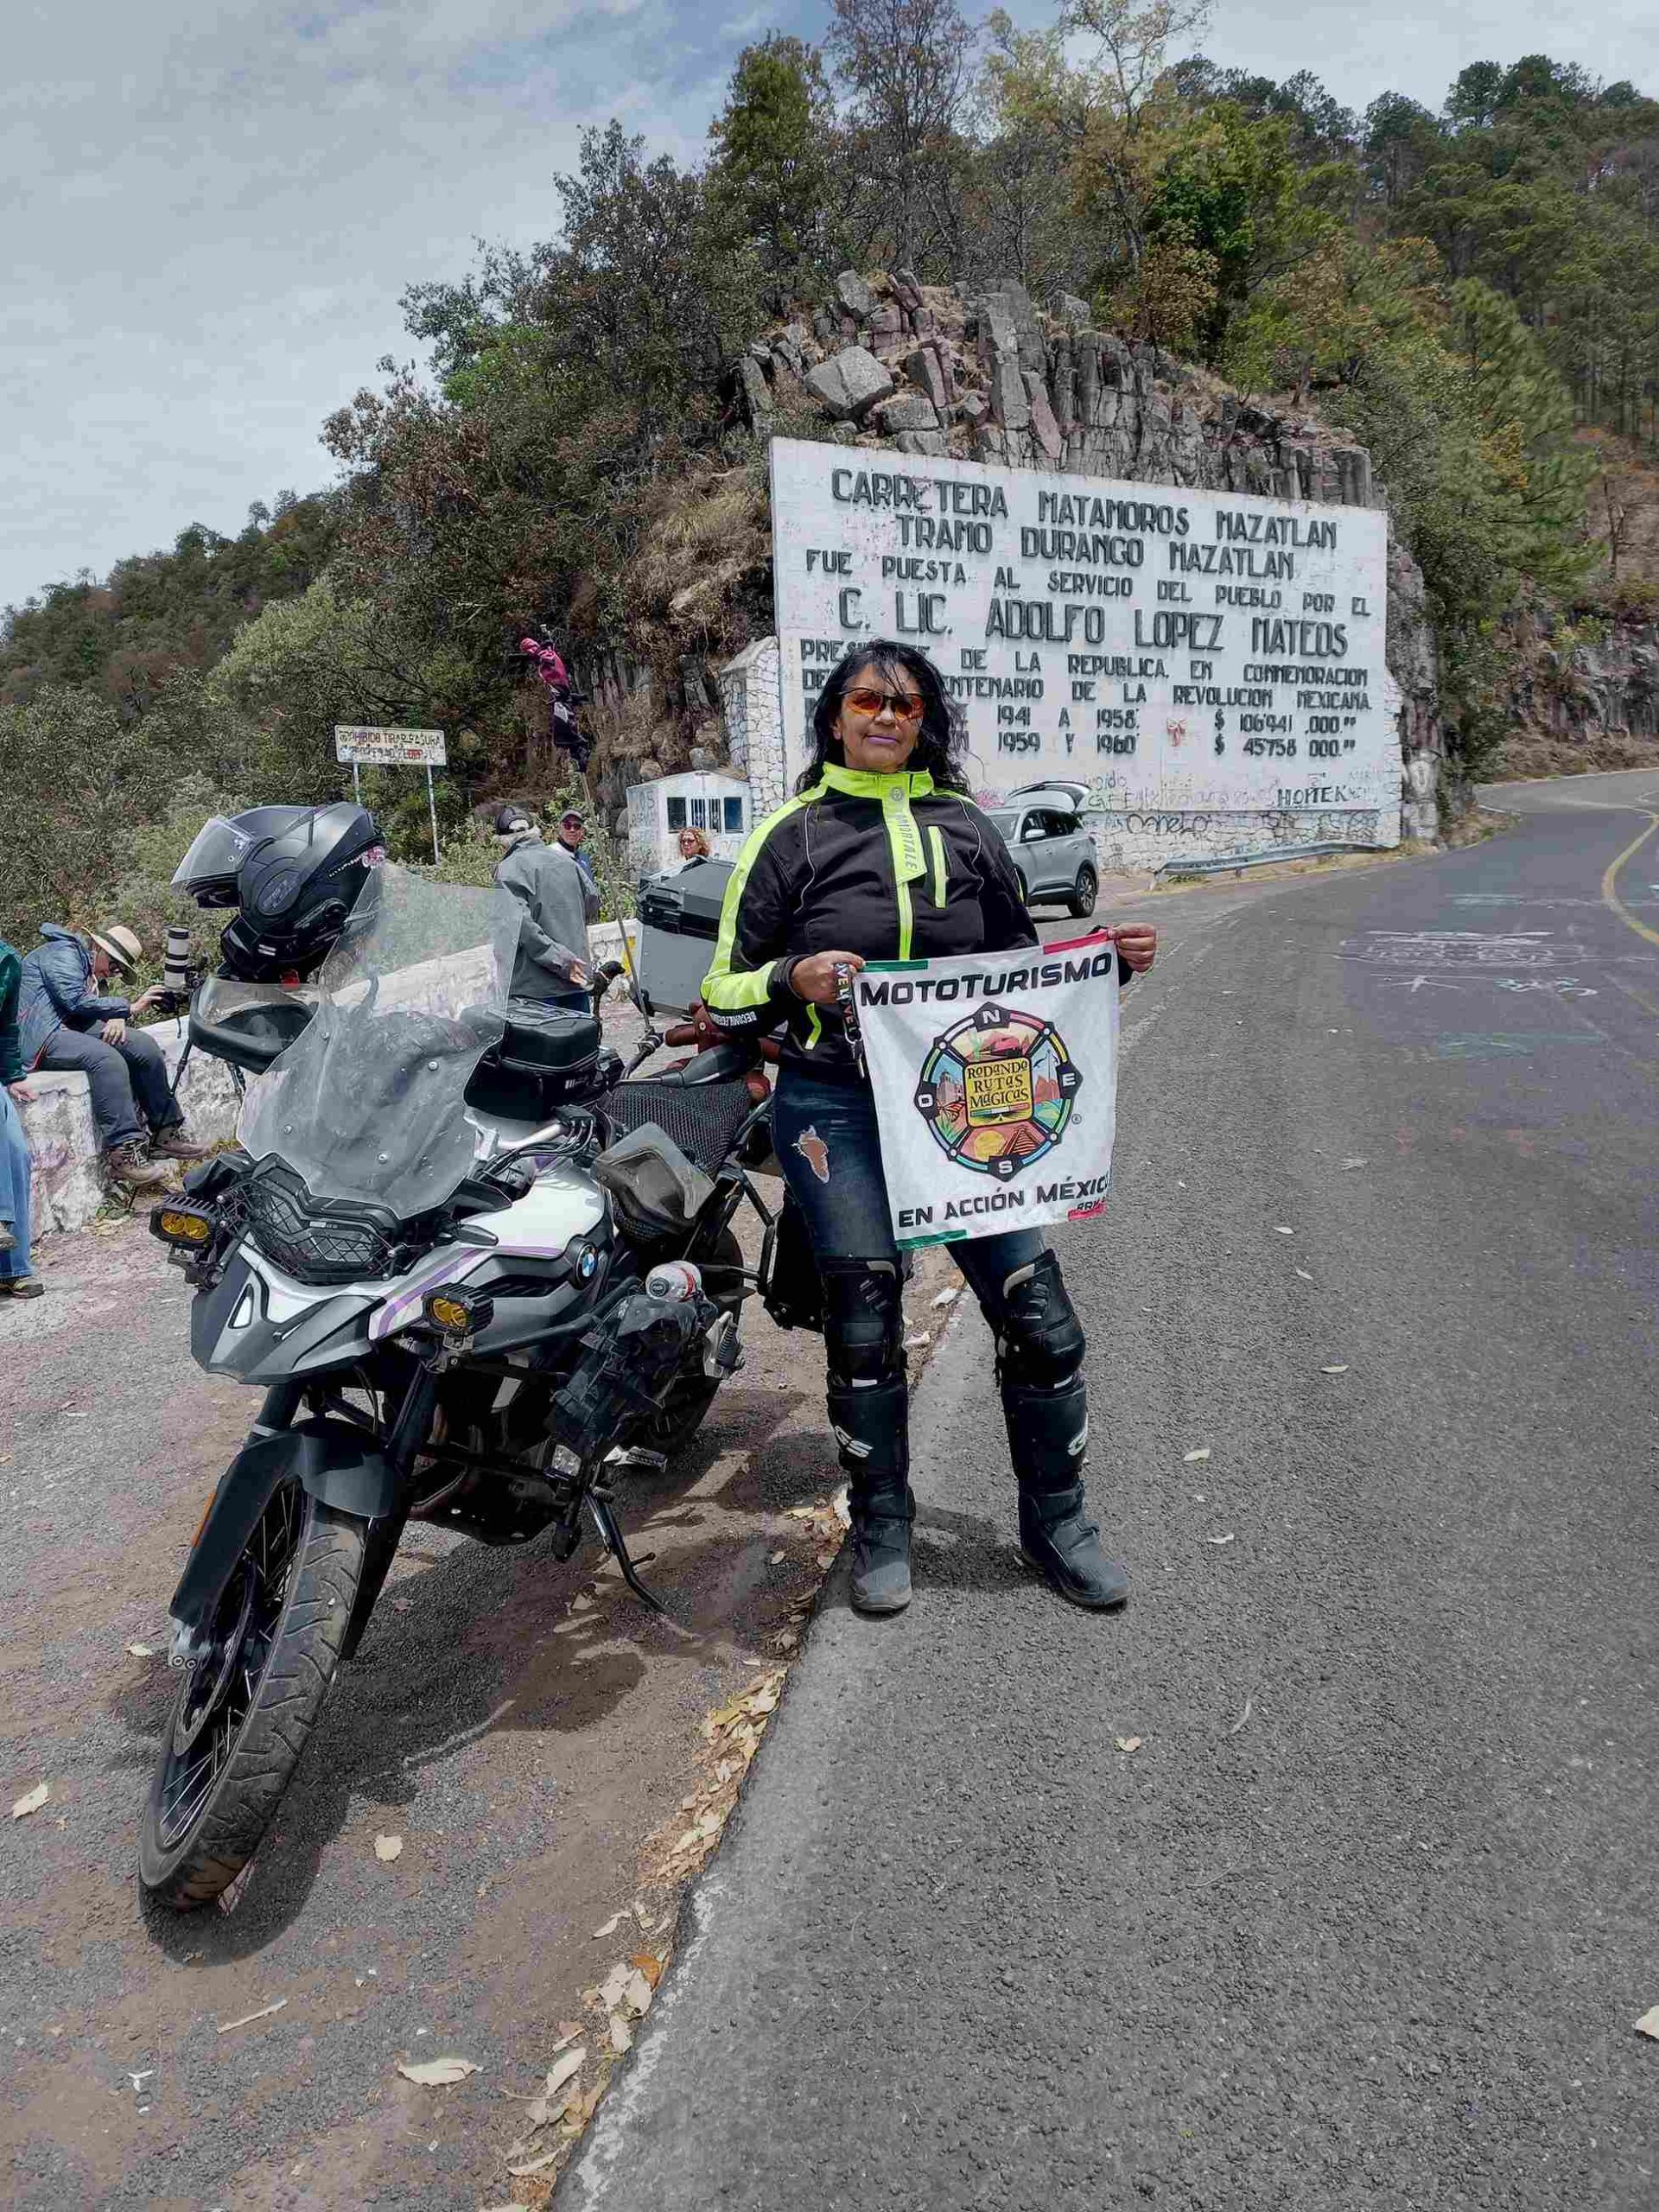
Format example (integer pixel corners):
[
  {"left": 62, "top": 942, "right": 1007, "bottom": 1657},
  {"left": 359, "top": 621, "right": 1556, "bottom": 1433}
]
[{"left": 797, "top": 640, "right": 971, "bottom": 794}]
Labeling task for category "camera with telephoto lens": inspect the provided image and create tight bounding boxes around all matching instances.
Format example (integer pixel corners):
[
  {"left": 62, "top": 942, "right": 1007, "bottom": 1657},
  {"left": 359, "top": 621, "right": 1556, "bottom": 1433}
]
[{"left": 148, "top": 925, "right": 203, "bottom": 1017}]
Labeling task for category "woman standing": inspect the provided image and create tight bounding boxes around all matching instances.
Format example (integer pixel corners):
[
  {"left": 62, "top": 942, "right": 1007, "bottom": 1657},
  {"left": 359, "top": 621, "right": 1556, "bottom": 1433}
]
[{"left": 702, "top": 643, "right": 1156, "bottom": 1616}]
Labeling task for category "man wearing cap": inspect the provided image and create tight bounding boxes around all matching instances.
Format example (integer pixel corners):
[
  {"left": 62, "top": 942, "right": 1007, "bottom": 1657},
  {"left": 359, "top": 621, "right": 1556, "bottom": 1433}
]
[
  {"left": 16, "top": 923, "right": 205, "bottom": 1192},
  {"left": 492, "top": 806, "right": 600, "bottom": 1008},
  {"left": 0, "top": 932, "right": 44, "bottom": 1297},
  {"left": 556, "top": 809, "right": 600, "bottom": 899}
]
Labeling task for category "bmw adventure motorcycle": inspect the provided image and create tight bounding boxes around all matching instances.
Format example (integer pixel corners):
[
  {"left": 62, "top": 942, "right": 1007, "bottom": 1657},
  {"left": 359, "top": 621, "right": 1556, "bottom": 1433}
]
[{"left": 139, "top": 853, "right": 779, "bottom": 1911}]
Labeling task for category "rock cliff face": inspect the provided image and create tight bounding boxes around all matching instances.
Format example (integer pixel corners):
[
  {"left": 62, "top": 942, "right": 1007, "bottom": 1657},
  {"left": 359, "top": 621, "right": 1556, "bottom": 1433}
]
[
  {"left": 1489, "top": 608, "right": 1659, "bottom": 778},
  {"left": 582, "top": 270, "right": 1446, "bottom": 852}
]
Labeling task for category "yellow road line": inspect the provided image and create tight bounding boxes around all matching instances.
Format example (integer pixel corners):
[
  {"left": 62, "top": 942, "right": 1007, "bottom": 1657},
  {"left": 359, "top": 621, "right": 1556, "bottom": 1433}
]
[{"left": 1599, "top": 810, "right": 1659, "bottom": 950}]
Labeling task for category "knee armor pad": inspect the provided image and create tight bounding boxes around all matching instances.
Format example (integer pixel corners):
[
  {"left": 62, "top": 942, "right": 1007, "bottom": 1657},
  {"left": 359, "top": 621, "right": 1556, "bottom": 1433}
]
[
  {"left": 990, "top": 1250, "right": 1085, "bottom": 1392},
  {"left": 820, "top": 1259, "right": 905, "bottom": 1389}
]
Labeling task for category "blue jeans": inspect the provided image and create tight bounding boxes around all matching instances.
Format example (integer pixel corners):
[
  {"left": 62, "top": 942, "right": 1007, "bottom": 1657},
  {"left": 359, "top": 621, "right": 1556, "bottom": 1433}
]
[
  {"left": 35, "top": 1023, "right": 177, "bottom": 1151},
  {"left": 772, "top": 1067, "right": 1046, "bottom": 1297},
  {"left": 0, "top": 1088, "right": 34, "bottom": 1281}
]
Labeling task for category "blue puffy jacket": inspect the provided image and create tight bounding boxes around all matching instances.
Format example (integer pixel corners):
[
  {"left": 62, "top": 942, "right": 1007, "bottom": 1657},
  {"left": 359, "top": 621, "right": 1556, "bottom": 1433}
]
[{"left": 17, "top": 926, "right": 133, "bottom": 1069}]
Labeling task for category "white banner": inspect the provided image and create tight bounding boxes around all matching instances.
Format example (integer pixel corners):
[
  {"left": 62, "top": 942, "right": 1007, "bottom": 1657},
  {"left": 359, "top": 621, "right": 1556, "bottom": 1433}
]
[
  {"left": 334, "top": 725, "right": 448, "bottom": 766},
  {"left": 770, "top": 436, "right": 1395, "bottom": 814},
  {"left": 855, "top": 933, "right": 1119, "bottom": 1249}
]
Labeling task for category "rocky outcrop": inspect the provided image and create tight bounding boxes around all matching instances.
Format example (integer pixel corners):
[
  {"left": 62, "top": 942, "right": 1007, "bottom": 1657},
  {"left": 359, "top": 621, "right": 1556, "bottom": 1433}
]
[{"left": 1503, "top": 610, "right": 1659, "bottom": 739}]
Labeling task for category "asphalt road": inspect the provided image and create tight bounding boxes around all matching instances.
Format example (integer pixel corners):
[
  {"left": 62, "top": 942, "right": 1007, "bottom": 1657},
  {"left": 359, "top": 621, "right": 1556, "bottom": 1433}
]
[{"left": 563, "top": 773, "right": 1659, "bottom": 2212}]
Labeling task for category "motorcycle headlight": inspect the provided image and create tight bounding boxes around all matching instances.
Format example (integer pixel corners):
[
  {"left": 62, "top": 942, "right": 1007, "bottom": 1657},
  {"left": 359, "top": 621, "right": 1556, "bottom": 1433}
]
[
  {"left": 423, "top": 1284, "right": 494, "bottom": 1341},
  {"left": 150, "top": 1203, "right": 216, "bottom": 1249}
]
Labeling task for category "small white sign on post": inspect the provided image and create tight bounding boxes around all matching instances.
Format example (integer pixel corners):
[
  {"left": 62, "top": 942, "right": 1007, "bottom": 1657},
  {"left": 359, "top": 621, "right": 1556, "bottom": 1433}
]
[
  {"left": 334, "top": 727, "right": 448, "bottom": 861},
  {"left": 855, "top": 931, "right": 1120, "bottom": 1249},
  {"left": 334, "top": 726, "right": 447, "bottom": 766}
]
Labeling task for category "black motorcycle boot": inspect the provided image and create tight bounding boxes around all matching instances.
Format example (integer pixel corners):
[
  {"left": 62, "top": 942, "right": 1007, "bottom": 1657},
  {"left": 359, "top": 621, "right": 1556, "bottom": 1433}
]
[
  {"left": 1005, "top": 1378, "right": 1128, "bottom": 1611},
  {"left": 828, "top": 1376, "right": 913, "bottom": 1615}
]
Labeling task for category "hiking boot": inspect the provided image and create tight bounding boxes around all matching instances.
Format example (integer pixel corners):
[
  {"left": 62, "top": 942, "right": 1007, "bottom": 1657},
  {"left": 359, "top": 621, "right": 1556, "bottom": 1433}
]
[
  {"left": 106, "top": 1141, "right": 172, "bottom": 1192},
  {"left": 0, "top": 1274, "right": 44, "bottom": 1299},
  {"left": 148, "top": 1126, "right": 209, "bottom": 1160}
]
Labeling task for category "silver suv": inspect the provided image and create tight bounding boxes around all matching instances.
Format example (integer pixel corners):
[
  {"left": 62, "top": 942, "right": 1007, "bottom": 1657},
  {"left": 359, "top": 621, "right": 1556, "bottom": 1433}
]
[{"left": 986, "top": 785, "right": 1098, "bottom": 917}]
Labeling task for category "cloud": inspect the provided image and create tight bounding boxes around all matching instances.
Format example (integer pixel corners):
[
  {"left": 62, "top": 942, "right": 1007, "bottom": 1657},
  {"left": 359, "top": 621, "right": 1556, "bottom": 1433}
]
[{"left": 1, "top": 0, "right": 760, "bottom": 607}]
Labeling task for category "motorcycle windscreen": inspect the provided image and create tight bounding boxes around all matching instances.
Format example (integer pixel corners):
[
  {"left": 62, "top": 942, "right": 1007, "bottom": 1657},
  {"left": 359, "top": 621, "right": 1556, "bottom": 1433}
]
[{"left": 238, "top": 866, "right": 523, "bottom": 1217}]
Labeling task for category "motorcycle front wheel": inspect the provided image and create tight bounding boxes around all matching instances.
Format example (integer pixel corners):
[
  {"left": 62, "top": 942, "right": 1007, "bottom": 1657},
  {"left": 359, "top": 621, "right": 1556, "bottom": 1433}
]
[{"left": 138, "top": 1480, "right": 366, "bottom": 1911}]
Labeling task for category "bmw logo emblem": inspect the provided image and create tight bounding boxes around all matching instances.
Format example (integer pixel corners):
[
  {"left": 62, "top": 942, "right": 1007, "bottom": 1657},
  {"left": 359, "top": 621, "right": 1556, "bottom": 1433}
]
[{"left": 575, "top": 1243, "right": 598, "bottom": 1281}]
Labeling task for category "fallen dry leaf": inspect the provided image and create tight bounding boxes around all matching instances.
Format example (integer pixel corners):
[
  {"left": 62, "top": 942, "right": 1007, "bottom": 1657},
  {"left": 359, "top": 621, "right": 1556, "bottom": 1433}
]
[
  {"left": 1321, "top": 1363, "right": 1350, "bottom": 1375},
  {"left": 1227, "top": 1697, "right": 1255, "bottom": 1737},
  {"left": 608, "top": 2012, "right": 632, "bottom": 2055},
  {"left": 1635, "top": 2006, "right": 1659, "bottom": 2042},
  {"left": 623, "top": 1969, "right": 654, "bottom": 2017},
  {"left": 373, "top": 1833, "right": 404, "bottom": 1862},
  {"left": 507, "top": 2148, "right": 563, "bottom": 2177},
  {"left": 12, "top": 1783, "right": 48, "bottom": 1819},
  {"left": 1115, "top": 1736, "right": 1142, "bottom": 1754},
  {"left": 768, "top": 1549, "right": 786, "bottom": 1566},
  {"left": 125, "top": 1643, "right": 156, "bottom": 1658},
  {"left": 1341, "top": 1157, "right": 1369, "bottom": 1169},
  {"left": 903, "top": 1331, "right": 930, "bottom": 1350},
  {"left": 1273, "top": 1225, "right": 1294, "bottom": 1236},
  {"left": 397, "top": 2056, "right": 479, "bottom": 2086},
  {"left": 1183, "top": 1447, "right": 1211, "bottom": 1464},
  {"left": 217, "top": 1998, "right": 288, "bottom": 2033},
  {"left": 931, "top": 1284, "right": 961, "bottom": 1308},
  {"left": 628, "top": 1953, "right": 663, "bottom": 1989},
  {"left": 592, "top": 1910, "right": 628, "bottom": 1939},
  {"left": 598, "top": 1963, "right": 633, "bottom": 2013},
  {"left": 1295, "top": 1268, "right": 1314, "bottom": 1281},
  {"left": 1206, "top": 1533, "right": 1236, "bottom": 1547}
]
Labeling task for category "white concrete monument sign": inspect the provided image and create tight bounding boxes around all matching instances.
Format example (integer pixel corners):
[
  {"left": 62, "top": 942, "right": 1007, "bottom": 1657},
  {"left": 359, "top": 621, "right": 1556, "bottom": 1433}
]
[{"left": 769, "top": 437, "right": 1395, "bottom": 820}]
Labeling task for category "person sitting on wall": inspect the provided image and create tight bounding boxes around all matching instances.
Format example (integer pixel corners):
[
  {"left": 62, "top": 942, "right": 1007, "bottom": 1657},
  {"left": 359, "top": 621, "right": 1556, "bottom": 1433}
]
[
  {"left": 0, "top": 933, "right": 44, "bottom": 1297},
  {"left": 673, "top": 825, "right": 712, "bottom": 871},
  {"left": 493, "top": 805, "right": 598, "bottom": 1010},
  {"left": 16, "top": 923, "right": 204, "bottom": 1194}
]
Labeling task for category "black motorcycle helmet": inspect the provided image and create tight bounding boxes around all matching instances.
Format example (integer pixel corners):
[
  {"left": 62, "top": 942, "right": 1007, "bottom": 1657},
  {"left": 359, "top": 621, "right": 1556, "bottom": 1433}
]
[{"left": 173, "top": 804, "right": 382, "bottom": 982}]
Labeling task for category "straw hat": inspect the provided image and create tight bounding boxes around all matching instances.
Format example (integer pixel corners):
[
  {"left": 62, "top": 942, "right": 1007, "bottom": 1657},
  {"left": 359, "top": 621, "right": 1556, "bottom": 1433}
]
[{"left": 88, "top": 924, "right": 143, "bottom": 975}]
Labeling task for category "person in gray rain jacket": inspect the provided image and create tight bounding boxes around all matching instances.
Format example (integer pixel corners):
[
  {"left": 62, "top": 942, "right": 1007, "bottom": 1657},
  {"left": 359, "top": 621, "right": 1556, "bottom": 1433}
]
[{"left": 492, "top": 805, "right": 600, "bottom": 1008}]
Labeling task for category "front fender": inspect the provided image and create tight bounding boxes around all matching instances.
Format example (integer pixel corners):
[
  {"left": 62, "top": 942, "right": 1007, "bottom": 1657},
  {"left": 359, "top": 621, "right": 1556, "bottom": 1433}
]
[{"left": 169, "top": 1418, "right": 398, "bottom": 1630}]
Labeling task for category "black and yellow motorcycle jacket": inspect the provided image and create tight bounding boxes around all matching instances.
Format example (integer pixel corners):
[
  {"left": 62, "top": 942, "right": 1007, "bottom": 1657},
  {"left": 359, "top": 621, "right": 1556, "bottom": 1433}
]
[{"left": 701, "top": 763, "right": 1045, "bottom": 1084}]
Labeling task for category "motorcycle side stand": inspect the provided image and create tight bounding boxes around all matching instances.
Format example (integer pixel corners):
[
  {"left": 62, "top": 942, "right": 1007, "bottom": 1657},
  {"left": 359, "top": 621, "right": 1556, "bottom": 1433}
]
[{"left": 585, "top": 1487, "right": 668, "bottom": 1615}]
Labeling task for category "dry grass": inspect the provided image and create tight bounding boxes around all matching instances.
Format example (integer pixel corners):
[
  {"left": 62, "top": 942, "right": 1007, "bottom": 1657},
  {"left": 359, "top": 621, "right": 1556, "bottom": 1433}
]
[
  {"left": 626, "top": 464, "right": 770, "bottom": 639},
  {"left": 1482, "top": 728, "right": 1659, "bottom": 781}
]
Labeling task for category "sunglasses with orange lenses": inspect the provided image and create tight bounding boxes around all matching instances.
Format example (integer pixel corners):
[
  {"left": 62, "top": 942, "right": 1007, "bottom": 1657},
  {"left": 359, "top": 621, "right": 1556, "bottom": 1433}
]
[{"left": 843, "top": 686, "right": 926, "bottom": 721}]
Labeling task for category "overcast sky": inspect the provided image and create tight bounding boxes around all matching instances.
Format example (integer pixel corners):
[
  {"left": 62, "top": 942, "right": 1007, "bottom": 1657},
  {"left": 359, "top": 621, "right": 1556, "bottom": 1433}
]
[{"left": 4, "top": 0, "right": 1655, "bottom": 613}]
